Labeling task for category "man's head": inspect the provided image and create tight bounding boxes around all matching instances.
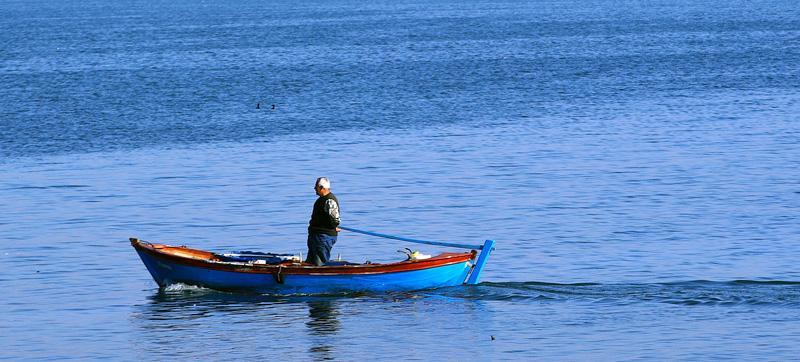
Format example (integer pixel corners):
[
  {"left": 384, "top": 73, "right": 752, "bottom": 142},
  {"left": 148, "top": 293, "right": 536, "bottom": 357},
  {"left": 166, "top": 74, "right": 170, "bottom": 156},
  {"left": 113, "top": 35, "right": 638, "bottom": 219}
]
[{"left": 315, "top": 177, "right": 331, "bottom": 196}]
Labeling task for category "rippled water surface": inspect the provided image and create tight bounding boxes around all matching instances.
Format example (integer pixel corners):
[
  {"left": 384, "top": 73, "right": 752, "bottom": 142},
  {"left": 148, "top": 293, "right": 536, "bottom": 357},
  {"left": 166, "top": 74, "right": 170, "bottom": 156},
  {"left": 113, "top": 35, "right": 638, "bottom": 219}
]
[{"left": 2, "top": 0, "right": 800, "bottom": 360}]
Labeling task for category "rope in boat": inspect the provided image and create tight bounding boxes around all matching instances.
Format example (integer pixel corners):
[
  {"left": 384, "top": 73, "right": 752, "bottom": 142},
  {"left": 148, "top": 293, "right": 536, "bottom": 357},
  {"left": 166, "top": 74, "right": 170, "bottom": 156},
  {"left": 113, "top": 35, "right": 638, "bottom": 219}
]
[{"left": 339, "top": 226, "right": 486, "bottom": 250}]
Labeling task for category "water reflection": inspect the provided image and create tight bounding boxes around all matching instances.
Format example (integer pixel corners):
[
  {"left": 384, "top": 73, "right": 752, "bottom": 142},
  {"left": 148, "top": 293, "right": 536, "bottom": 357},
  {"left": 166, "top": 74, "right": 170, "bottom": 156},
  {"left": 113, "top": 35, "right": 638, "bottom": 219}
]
[
  {"left": 306, "top": 300, "right": 340, "bottom": 335},
  {"left": 305, "top": 300, "right": 341, "bottom": 361},
  {"left": 131, "top": 287, "right": 345, "bottom": 359},
  {"left": 138, "top": 287, "right": 291, "bottom": 321},
  {"left": 130, "top": 286, "right": 493, "bottom": 360}
]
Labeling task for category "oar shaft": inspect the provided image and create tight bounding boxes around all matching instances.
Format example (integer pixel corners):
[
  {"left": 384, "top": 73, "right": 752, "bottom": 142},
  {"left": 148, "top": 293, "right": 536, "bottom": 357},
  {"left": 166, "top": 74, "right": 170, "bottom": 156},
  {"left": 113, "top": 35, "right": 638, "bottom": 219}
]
[{"left": 339, "top": 226, "right": 483, "bottom": 250}]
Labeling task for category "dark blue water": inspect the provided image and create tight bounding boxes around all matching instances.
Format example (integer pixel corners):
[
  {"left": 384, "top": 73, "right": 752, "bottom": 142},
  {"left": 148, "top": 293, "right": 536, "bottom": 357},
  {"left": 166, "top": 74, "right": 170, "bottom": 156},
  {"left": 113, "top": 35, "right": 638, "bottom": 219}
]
[{"left": 2, "top": 0, "right": 800, "bottom": 360}]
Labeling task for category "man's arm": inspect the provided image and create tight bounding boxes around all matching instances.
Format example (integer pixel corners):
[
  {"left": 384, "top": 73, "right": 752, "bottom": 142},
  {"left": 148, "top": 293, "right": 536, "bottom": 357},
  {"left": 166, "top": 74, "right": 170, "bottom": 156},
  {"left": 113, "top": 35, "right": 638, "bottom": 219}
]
[{"left": 324, "top": 199, "right": 340, "bottom": 227}]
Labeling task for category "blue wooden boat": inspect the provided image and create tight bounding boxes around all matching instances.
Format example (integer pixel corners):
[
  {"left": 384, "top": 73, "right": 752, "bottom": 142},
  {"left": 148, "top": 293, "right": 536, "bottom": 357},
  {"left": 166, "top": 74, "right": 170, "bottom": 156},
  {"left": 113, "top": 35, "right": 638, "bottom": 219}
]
[{"left": 131, "top": 229, "right": 494, "bottom": 294}]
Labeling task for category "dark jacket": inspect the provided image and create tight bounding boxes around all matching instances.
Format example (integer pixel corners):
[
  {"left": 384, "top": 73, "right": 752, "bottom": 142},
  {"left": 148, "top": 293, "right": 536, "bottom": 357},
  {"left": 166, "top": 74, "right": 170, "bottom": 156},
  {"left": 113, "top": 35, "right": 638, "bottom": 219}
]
[{"left": 308, "top": 193, "right": 340, "bottom": 236}]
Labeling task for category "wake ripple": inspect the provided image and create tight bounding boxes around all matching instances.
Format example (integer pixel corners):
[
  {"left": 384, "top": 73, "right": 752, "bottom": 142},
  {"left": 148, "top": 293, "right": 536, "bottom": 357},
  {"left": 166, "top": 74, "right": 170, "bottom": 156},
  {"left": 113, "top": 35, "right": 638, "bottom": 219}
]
[
  {"left": 433, "top": 280, "right": 800, "bottom": 306},
  {"left": 154, "top": 280, "right": 800, "bottom": 306}
]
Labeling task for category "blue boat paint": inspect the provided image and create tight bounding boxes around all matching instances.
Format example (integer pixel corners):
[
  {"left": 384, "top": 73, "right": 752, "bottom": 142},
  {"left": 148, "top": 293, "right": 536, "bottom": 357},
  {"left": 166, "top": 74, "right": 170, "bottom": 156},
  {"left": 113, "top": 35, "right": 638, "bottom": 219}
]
[
  {"left": 133, "top": 225, "right": 495, "bottom": 294},
  {"left": 135, "top": 248, "right": 472, "bottom": 294},
  {"left": 465, "top": 239, "right": 495, "bottom": 285}
]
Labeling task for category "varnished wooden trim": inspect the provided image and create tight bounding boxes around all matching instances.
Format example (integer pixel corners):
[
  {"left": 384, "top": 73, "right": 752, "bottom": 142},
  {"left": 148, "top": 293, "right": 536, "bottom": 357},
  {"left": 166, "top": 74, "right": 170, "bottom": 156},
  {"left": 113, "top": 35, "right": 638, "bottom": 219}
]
[{"left": 131, "top": 239, "right": 475, "bottom": 276}]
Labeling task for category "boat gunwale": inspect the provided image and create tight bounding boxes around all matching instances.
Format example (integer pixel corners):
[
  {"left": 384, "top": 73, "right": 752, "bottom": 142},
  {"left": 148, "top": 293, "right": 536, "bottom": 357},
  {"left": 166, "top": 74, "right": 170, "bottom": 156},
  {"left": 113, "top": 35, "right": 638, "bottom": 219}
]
[{"left": 131, "top": 238, "right": 476, "bottom": 276}]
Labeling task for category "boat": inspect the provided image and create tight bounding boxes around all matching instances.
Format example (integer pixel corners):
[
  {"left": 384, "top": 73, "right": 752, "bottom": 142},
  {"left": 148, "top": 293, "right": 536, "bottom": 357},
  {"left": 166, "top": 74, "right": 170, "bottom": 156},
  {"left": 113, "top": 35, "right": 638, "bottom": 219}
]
[{"left": 130, "top": 229, "right": 494, "bottom": 294}]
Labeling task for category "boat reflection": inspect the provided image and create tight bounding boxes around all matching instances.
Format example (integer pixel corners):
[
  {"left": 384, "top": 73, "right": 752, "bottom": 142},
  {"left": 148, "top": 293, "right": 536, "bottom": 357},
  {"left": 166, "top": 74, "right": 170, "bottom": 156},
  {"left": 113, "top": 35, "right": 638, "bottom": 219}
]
[
  {"left": 131, "top": 286, "right": 344, "bottom": 359},
  {"left": 131, "top": 285, "right": 486, "bottom": 360}
]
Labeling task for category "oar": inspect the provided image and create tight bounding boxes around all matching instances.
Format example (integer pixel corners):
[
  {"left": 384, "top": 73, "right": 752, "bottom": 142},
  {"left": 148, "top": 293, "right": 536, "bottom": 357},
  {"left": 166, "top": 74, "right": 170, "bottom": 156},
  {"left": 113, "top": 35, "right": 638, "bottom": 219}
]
[
  {"left": 339, "top": 226, "right": 483, "bottom": 249},
  {"left": 338, "top": 226, "right": 495, "bottom": 284}
]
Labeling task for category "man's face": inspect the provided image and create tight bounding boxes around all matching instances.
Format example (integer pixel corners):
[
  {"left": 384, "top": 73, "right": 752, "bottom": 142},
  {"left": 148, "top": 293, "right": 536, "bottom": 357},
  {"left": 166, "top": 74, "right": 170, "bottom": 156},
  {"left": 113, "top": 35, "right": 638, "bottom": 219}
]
[{"left": 315, "top": 184, "right": 324, "bottom": 196}]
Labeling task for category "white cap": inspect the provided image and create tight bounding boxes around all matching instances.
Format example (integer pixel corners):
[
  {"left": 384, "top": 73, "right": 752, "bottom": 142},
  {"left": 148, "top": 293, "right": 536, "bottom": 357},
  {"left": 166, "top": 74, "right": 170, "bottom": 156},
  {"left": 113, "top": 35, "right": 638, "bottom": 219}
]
[{"left": 316, "top": 177, "right": 331, "bottom": 189}]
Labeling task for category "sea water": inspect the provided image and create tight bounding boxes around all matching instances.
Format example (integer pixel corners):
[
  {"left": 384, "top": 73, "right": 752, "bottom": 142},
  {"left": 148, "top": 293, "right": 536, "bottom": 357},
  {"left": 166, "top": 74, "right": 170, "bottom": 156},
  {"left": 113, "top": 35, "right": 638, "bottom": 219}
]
[{"left": 1, "top": 0, "right": 799, "bottom": 360}]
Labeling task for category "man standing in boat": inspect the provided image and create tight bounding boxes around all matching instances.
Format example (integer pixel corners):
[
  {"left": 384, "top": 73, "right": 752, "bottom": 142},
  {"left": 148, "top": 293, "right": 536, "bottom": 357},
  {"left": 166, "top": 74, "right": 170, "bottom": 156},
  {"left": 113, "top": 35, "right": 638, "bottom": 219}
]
[{"left": 306, "top": 177, "right": 341, "bottom": 266}]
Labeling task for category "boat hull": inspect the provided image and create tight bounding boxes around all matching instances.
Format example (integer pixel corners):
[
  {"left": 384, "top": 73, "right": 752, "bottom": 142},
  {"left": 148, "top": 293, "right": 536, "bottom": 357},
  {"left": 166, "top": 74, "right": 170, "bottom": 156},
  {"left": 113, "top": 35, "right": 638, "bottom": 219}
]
[{"left": 132, "top": 239, "right": 475, "bottom": 294}]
